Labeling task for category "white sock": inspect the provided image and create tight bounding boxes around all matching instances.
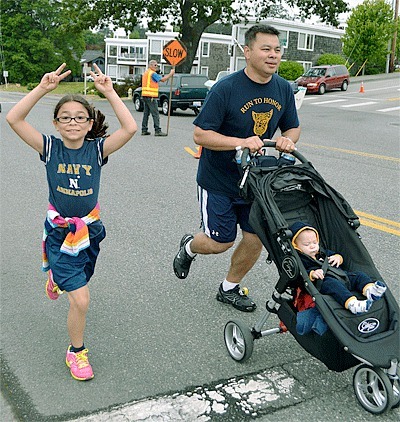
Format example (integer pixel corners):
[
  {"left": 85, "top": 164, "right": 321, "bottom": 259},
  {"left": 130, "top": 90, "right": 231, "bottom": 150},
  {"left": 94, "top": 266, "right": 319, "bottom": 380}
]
[
  {"left": 364, "top": 281, "right": 387, "bottom": 301},
  {"left": 222, "top": 279, "right": 238, "bottom": 292},
  {"left": 185, "top": 240, "right": 196, "bottom": 258},
  {"left": 347, "top": 298, "right": 372, "bottom": 314}
]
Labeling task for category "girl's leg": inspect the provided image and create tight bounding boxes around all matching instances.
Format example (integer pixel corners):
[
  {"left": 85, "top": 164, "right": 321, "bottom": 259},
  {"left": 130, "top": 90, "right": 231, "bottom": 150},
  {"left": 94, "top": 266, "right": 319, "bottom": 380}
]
[
  {"left": 66, "top": 285, "right": 94, "bottom": 381},
  {"left": 67, "top": 285, "right": 90, "bottom": 348}
]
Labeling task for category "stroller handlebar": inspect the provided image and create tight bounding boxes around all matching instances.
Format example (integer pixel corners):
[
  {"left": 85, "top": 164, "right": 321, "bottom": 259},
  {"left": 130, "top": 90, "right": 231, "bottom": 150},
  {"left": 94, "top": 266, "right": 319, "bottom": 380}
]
[{"left": 240, "top": 140, "right": 307, "bottom": 169}]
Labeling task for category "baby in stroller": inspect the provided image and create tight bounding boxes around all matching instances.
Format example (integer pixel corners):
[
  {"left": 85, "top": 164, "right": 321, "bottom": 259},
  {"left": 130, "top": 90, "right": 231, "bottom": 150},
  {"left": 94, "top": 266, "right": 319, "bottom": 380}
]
[{"left": 290, "top": 221, "right": 387, "bottom": 315}]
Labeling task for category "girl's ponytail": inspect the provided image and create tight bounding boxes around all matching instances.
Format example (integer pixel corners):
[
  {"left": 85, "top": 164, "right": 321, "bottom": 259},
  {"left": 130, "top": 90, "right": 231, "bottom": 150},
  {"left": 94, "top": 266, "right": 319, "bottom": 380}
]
[{"left": 87, "top": 108, "right": 109, "bottom": 140}]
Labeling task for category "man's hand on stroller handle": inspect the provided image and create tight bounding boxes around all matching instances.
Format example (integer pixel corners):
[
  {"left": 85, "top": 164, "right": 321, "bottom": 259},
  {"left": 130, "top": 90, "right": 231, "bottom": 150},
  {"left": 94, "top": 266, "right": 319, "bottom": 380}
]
[
  {"left": 239, "top": 136, "right": 264, "bottom": 153},
  {"left": 274, "top": 136, "right": 297, "bottom": 153},
  {"left": 238, "top": 136, "right": 296, "bottom": 154}
]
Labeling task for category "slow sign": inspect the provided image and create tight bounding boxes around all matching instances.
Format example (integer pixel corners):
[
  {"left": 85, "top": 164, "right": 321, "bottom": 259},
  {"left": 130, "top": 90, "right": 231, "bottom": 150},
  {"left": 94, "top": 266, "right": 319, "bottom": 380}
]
[{"left": 163, "top": 39, "right": 187, "bottom": 67}]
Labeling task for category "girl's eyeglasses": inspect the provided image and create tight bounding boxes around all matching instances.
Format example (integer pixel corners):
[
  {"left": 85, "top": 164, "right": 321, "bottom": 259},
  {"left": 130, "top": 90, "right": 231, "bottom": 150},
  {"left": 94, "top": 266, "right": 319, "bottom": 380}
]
[{"left": 55, "top": 116, "right": 91, "bottom": 124}]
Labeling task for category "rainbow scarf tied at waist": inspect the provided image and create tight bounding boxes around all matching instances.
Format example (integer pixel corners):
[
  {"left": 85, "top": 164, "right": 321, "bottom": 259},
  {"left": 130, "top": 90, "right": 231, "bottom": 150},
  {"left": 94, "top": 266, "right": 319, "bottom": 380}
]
[{"left": 42, "top": 203, "right": 100, "bottom": 272}]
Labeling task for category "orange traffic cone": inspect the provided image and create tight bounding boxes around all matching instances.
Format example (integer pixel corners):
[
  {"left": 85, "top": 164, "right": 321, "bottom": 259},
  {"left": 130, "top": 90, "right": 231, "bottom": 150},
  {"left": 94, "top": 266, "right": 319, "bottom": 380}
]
[
  {"left": 193, "top": 146, "right": 202, "bottom": 159},
  {"left": 359, "top": 82, "right": 365, "bottom": 93}
]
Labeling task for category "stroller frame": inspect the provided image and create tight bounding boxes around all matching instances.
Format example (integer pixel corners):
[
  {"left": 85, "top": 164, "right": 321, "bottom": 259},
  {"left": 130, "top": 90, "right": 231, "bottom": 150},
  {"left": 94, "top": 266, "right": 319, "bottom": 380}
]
[{"left": 224, "top": 142, "right": 400, "bottom": 415}]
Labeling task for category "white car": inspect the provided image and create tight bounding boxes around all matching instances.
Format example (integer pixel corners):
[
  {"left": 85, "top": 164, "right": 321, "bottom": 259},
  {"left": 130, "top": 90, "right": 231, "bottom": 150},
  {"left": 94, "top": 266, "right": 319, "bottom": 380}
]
[{"left": 204, "top": 71, "right": 230, "bottom": 90}]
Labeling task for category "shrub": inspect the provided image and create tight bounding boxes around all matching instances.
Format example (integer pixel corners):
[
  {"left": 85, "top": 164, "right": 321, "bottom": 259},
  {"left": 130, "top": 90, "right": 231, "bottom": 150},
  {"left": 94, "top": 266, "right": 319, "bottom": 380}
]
[
  {"left": 27, "top": 82, "right": 39, "bottom": 91},
  {"left": 278, "top": 61, "right": 304, "bottom": 81},
  {"left": 316, "top": 54, "right": 346, "bottom": 66},
  {"left": 113, "top": 76, "right": 142, "bottom": 97}
]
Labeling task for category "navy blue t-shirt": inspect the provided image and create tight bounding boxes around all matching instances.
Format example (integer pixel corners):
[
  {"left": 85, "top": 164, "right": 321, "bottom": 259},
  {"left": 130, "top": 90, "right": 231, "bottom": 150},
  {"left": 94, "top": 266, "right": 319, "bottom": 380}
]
[
  {"left": 40, "top": 135, "right": 108, "bottom": 217},
  {"left": 194, "top": 70, "right": 299, "bottom": 197}
]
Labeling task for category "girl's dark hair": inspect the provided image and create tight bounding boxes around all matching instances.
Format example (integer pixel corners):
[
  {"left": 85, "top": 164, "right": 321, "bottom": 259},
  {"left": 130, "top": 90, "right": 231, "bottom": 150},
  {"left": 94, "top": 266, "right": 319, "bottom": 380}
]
[{"left": 54, "top": 94, "right": 109, "bottom": 140}]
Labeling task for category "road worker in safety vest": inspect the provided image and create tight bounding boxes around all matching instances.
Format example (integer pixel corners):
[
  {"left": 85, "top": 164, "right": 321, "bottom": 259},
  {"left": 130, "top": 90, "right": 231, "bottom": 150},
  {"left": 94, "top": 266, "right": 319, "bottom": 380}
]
[{"left": 141, "top": 60, "right": 175, "bottom": 136}]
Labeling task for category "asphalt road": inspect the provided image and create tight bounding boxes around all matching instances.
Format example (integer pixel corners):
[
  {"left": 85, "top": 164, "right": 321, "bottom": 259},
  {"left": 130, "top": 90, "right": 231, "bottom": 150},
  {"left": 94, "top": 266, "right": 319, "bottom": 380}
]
[{"left": 1, "top": 73, "right": 399, "bottom": 421}]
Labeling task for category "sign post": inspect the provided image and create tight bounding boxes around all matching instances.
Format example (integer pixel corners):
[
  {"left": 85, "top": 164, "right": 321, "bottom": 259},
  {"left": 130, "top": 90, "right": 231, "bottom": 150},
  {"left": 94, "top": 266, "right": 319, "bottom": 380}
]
[
  {"left": 3, "top": 70, "right": 8, "bottom": 89},
  {"left": 83, "top": 63, "right": 90, "bottom": 96},
  {"left": 162, "top": 39, "right": 187, "bottom": 134}
]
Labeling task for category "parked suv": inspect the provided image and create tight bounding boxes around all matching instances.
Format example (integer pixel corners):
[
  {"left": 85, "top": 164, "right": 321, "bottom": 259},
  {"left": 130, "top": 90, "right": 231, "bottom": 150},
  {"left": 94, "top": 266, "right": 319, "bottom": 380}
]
[
  {"left": 133, "top": 73, "right": 209, "bottom": 115},
  {"left": 295, "top": 65, "right": 350, "bottom": 95}
]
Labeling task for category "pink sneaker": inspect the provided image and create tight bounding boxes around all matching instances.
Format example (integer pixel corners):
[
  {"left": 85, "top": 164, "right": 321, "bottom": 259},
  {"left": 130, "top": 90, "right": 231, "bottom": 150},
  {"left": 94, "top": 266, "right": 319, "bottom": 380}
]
[
  {"left": 45, "top": 271, "right": 63, "bottom": 300},
  {"left": 66, "top": 346, "right": 94, "bottom": 381}
]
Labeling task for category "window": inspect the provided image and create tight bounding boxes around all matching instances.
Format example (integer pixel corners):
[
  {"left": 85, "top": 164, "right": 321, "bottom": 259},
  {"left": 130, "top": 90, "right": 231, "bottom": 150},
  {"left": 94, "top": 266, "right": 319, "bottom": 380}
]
[
  {"left": 150, "top": 39, "right": 162, "bottom": 54},
  {"left": 236, "top": 57, "right": 246, "bottom": 70},
  {"left": 131, "top": 46, "right": 145, "bottom": 59},
  {"left": 298, "top": 61, "right": 313, "bottom": 72},
  {"left": 108, "top": 65, "right": 117, "bottom": 78},
  {"left": 279, "top": 31, "right": 288, "bottom": 49},
  {"left": 119, "top": 65, "right": 130, "bottom": 78},
  {"left": 298, "top": 33, "right": 315, "bottom": 51},
  {"left": 201, "top": 42, "right": 210, "bottom": 57},
  {"left": 237, "top": 27, "right": 247, "bottom": 45},
  {"left": 108, "top": 46, "right": 117, "bottom": 57},
  {"left": 200, "top": 66, "right": 209, "bottom": 76}
]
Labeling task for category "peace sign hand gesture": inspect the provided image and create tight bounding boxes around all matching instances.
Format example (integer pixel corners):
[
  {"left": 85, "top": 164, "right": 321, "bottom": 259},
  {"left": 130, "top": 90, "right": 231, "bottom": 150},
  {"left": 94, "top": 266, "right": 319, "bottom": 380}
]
[
  {"left": 90, "top": 63, "right": 113, "bottom": 95},
  {"left": 38, "top": 63, "right": 71, "bottom": 92}
]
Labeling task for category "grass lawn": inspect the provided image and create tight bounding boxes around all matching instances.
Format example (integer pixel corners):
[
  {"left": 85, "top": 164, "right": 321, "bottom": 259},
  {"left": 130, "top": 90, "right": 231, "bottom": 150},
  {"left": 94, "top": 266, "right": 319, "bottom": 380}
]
[{"left": 0, "top": 82, "right": 97, "bottom": 95}]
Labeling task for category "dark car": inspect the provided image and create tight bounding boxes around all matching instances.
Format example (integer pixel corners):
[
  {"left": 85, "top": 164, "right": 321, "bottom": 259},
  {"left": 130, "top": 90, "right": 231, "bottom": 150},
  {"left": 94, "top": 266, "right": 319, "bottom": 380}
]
[
  {"left": 295, "top": 65, "right": 350, "bottom": 95},
  {"left": 133, "top": 73, "right": 209, "bottom": 115}
]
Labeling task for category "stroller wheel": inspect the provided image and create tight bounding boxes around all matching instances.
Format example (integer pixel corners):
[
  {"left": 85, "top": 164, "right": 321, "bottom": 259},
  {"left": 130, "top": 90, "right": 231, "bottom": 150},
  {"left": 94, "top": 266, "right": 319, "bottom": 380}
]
[
  {"left": 353, "top": 364, "right": 394, "bottom": 414},
  {"left": 391, "top": 364, "right": 400, "bottom": 409},
  {"left": 224, "top": 320, "right": 254, "bottom": 362}
]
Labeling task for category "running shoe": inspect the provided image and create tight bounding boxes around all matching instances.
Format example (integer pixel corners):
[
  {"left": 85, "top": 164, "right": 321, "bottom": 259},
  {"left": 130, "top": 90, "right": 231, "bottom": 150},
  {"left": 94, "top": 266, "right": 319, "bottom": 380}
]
[
  {"left": 66, "top": 346, "right": 94, "bottom": 381},
  {"left": 45, "top": 271, "right": 63, "bottom": 300},
  {"left": 173, "top": 234, "right": 195, "bottom": 279},
  {"left": 216, "top": 283, "right": 257, "bottom": 312}
]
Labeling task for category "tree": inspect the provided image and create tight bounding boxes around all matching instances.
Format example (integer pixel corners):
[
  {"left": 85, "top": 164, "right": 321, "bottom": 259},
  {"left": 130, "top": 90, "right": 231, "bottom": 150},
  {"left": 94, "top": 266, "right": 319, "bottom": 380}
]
[
  {"left": 83, "top": 28, "right": 113, "bottom": 50},
  {"left": 342, "top": 0, "right": 396, "bottom": 75},
  {"left": 64, "top": 0, "right": 349, "bottom": 73},
  {"left": 1, "top": 0, "right": 86, "bottom": 84}
]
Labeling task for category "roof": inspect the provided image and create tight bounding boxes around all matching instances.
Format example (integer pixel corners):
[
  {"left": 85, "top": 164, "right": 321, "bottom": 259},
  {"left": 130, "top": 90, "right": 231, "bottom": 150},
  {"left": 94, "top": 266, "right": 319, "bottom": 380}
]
[{"left": 80, "top": 50, "right": 104, "bottom": 63}]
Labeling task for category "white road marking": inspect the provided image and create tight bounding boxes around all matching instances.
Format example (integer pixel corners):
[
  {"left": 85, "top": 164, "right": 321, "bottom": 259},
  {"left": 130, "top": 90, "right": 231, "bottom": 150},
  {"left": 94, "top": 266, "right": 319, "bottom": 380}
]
[
  {"left": 376, "top": 106, "right": 400, "bottom": 113},
  {"left": 341, "top": 102, "right": 377, "bottom": 108}
]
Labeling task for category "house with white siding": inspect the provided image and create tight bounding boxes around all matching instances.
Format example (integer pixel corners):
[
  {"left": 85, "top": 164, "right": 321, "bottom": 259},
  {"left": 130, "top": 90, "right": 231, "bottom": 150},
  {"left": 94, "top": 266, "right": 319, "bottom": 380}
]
[{"left": 103, "top": 18, "right": 344, "bottom": 83}]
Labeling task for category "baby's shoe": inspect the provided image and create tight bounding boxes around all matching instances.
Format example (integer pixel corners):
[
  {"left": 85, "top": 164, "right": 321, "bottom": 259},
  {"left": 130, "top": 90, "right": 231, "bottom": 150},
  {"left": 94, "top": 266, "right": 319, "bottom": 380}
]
[
  {"left": 347, "top": 298, "right": 373, "bottom": 315},
  {"left": 364, "top": 281, "right": 387, "bottom": 301}
]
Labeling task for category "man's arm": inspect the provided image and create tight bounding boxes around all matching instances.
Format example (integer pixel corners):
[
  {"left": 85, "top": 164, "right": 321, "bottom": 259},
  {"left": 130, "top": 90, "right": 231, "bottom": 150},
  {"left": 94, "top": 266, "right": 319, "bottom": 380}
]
[
  {"left": 160, "top": 68, "right": 175, "bottom": 82},
  {"left": 193, "top": 126, "right": 263, "bottom": 153}
]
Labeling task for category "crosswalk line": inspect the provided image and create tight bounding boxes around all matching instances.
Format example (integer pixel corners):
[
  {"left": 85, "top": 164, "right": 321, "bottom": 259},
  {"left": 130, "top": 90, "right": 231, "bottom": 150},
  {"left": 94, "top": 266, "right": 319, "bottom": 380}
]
[
  {"left": 310, "top": 99, "right": 347, "bottom": 105},
  {"left": 341, "top": 102, "right": 377, "bottom": 108},
  {"left": 376, "top": 106, "right": 400, "bottom": 112}
]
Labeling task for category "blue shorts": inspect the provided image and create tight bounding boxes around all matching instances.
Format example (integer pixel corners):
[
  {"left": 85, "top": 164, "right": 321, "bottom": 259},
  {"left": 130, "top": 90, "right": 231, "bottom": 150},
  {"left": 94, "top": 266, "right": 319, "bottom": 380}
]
[
  {"left": 45, "top": 221, "right": 106, "bottom": 292},
  {"left": 197, "top": 186, "right": 255, "bottom": 243}
]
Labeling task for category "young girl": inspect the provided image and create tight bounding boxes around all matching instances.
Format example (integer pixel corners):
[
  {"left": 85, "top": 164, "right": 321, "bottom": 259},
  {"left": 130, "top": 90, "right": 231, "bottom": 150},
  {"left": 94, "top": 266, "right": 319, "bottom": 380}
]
[{"left": 6, "top": 63, "right": 138, "bottom": 381}]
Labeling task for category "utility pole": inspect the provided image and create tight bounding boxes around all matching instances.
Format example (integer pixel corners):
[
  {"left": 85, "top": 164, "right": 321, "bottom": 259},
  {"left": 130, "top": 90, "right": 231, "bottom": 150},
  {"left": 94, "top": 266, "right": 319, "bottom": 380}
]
[{"left": 389, "top": 0, "right": 399, "bottom": 73}]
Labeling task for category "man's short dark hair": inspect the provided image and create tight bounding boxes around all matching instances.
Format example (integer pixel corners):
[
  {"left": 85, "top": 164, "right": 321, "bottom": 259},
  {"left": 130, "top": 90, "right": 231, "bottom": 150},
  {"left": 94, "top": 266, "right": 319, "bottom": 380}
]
[{"left": 244, "top": 25, "right": 280, "bottom": 47}]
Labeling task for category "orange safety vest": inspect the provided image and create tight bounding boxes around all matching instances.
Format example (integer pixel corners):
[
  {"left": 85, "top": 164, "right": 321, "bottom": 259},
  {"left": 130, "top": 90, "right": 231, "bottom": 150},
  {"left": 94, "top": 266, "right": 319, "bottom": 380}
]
[{"left": 142, "top": 69, "right": 159, "bottom": 97}]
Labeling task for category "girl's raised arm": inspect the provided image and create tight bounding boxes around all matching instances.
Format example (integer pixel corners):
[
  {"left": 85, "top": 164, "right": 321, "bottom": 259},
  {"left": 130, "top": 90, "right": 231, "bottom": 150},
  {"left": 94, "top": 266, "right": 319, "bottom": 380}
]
[
  {"left": 6, "top": 63, "right": 71, "bottom": 153},
  {"left": 90, "top": 64, "right": 137, "bottom": 158}
]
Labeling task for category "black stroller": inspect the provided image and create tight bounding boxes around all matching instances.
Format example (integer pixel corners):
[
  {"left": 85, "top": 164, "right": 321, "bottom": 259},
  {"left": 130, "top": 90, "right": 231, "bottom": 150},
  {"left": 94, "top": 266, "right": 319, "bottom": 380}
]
[{"left": 223, "top": 141, "right": 400, "bottom": 415}]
